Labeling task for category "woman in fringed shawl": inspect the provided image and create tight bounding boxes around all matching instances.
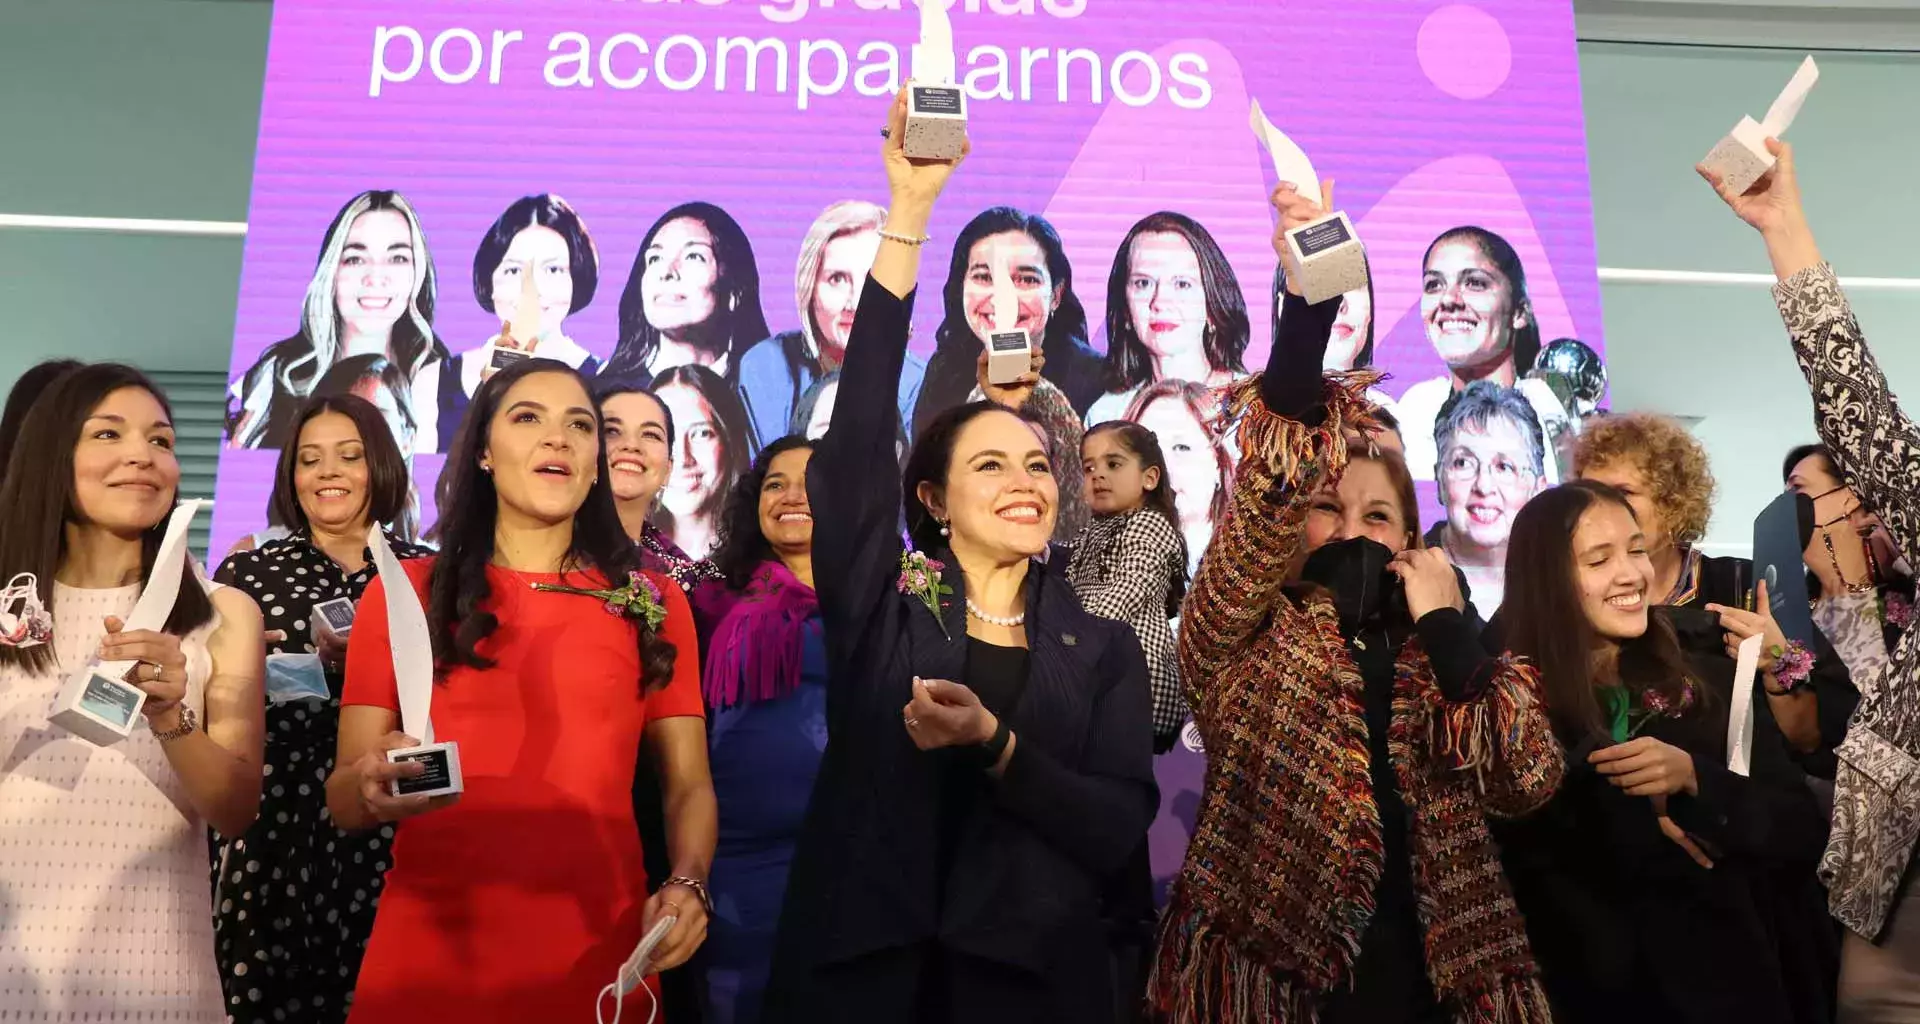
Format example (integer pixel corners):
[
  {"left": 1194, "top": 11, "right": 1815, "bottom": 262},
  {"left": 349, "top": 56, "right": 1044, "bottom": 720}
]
[
  {"left": 688, "top": 435, "right": 827, "bottom": 1024},
  {"left": 1147, "top": 182, "right": 1563, "bottom": 1024}
]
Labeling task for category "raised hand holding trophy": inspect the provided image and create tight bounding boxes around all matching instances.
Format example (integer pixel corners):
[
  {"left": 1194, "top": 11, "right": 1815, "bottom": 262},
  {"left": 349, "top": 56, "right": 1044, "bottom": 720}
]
[
  {"left": 50, "top": 500, "right": 202, "bottom": 744},
  {"left": 985, "top": 248, "right": 1033, "bottom": 386},
  {"left": 487, "top": 266, "right": 544, "bottom": 378},
  {"left": 904, "top": 0, "right": 968, "bottom": 161},
  {"left": 369, "top": 525, "right": 463, "bottom": 798},
  {"left": 1700, "top": 56, "right": 1818, "bottom": 198},
  {"left": 1250, "top": 99, "right": 1367, "bottom": 305}
]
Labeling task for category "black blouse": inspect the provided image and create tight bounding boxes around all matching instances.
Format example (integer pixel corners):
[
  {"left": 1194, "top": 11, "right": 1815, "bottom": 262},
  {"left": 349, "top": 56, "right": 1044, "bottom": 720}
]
[{"left": 212, "top": 530, "right": 434, "bottom": 1024}]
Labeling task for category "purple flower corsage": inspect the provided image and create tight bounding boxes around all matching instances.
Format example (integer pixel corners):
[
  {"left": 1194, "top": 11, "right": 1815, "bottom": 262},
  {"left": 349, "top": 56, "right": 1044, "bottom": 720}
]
[
  {"left": 1767, "top": 639, "right": 1815, "bottom": 694},
  {"left": 532, "top": 570, "right": 668, "bottom": 632}
]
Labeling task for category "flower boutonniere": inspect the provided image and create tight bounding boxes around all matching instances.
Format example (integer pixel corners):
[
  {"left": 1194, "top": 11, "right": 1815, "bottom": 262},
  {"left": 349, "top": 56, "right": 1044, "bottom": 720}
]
[
  {"left": 1885, "top": 592, "right": 1916, "bottom": 631},
  {"left": 532, "top": 571, "right": 668, "bottom": 632},
  {"left": 897, "top": 550, "right": 953, "bottom": 640},
  {"left": 1629, "top": 680, "right": 1697, "bottom": 737}
]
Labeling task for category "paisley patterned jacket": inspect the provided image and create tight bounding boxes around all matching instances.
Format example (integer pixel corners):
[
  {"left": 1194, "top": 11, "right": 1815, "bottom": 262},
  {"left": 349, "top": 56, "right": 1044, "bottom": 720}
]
[{"left": 1780, "top": 262, "right": 1920, "bottom": 938}]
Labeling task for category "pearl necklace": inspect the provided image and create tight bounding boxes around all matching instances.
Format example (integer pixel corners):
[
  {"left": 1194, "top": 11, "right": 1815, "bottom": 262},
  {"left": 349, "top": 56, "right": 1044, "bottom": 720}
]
[{"left": 965, "top": 598, "right": 1025, "bottom": 627}]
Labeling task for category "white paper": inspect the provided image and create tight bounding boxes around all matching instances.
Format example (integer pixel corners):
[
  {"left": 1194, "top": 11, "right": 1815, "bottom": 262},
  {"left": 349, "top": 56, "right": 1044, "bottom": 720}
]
[
  {"left": 94, "top": 500, "right": 202, "bottom": 680},
  {"left": 369, "top": 526, "right": 435, "bottom": 745},
  {"left": 1726, "top": 632, "right": 1763, "bottom": 777},
  {"left": 911, "top": 0, "right": 957, "bottom": 85},
  {"left": 1249, "top": 98, "right": 1320, "bottom": 200},
  {"left": 991, "top": 247, "right": 1018, "bottom": 338},
  {"left": 1760, "top": 56, "right": 1820, "bottom": 137}
]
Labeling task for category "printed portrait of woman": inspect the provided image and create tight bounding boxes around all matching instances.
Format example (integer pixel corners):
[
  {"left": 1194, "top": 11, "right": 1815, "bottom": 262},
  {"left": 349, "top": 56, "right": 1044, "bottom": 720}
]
[
  {"left": 652, "top": 363, "right": 755, "bottom": 560},
  {"left": 912, "top": 206, "right": 1105, "bottom": 437},
  {"left": 438, "top": 194, "right": 602, "bottom": 451},
  {"left": 1085, "top": 212, "right": 1250, "bottom": 427},
  {"left": 604, "top": 201, "right": 770, "bottom": 385},
  {"left": 1395, "top": 225, "right": 1568, "bottom": 483},
  {"left": 1426, "top": 380, "right": 1549, "bottom": 614},
  {"left": 736, "top": 201, "right": 928, "bottom": 449},
  {"left": 227, "top": 190, "right": 450, "bottom": 453},
  {"left": 1124, "top": 379, "right": 1233, "bottom": 581}
]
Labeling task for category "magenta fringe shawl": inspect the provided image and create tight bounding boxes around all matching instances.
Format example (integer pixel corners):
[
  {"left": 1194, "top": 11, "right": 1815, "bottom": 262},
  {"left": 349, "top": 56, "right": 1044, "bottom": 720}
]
[{"left": 698, "top": 560, "right": 820, "bottom": 710}]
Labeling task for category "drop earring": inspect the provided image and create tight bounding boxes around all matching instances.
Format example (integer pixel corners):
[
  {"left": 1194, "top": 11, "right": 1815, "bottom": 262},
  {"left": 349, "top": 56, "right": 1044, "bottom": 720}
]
[{"left": 939, "top": 518, "right": 951, "bottom": 537}]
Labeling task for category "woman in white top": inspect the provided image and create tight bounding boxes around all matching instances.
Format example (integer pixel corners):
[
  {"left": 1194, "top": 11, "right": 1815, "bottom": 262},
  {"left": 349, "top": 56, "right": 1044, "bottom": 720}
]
[
  {"left": 1396, "top": 226, "right": 1568, "bottom": 483},
  {"left": 0, "top": 362, "right": 265, "bottom": 1021}
]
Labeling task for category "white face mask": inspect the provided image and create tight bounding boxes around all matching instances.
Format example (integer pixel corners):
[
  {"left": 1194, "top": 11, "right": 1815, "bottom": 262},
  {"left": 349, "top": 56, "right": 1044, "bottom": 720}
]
[{"left": 596, "top": 915, "right": 676, "bottom": 1024}]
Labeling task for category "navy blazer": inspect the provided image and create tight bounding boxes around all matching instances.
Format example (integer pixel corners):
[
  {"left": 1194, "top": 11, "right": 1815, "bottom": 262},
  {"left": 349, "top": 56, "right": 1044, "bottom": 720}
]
[{"left": 769, "top": 278, "right": 1158, "bottom": 996}]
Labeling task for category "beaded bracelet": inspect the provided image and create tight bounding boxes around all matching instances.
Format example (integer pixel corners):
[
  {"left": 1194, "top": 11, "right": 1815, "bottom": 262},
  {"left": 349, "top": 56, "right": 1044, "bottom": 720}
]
[
  {"left": 878, "top": 228, "right": 931, "bottom": 247},
  {"left": 662, "top": 875, "right": 714, "bottom": 916},
  {"left": 1764, "top": 639, "right": 1814, "bottom": 695}
]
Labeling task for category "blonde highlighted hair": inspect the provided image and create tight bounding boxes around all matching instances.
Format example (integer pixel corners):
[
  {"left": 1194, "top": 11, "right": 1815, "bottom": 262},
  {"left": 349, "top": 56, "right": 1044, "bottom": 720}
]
[{"left": 793, "top": 200, "right": 889, "bottom": 360}]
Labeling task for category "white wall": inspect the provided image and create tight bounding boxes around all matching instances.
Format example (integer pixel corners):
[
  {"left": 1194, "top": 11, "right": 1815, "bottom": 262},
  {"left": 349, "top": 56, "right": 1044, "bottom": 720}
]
[
  {"left": 2, "top": 0, "right": 1917, "bottom": 557},
  {"left": 1579, "top": 42, "right": 1920, "bottom": 553}
]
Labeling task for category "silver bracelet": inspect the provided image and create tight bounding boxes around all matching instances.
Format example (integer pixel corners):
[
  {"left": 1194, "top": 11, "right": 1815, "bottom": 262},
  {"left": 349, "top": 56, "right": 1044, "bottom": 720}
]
[{"left": 877, "top": 228, "right": 930, "bottom": 247}]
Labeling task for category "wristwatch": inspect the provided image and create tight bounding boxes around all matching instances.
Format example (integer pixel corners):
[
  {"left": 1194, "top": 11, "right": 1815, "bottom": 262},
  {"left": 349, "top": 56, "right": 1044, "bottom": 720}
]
[
  {"left": 152, "top": 704, "right": 198, "bottom": 742},
  {"left": 965, "top": 719, "right": 1013, "bottom": 772}
]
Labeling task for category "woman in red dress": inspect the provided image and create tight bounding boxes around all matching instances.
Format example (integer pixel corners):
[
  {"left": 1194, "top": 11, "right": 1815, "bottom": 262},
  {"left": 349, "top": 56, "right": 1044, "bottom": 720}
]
[{"left": 326, "top": 357, "right": 717, "bottom": 1022}]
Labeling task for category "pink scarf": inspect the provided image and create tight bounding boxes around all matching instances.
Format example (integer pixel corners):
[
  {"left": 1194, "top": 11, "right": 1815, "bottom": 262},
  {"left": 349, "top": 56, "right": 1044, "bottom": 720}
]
[{"left": 700, "top": 560, "right": 820, "bottom": 710}]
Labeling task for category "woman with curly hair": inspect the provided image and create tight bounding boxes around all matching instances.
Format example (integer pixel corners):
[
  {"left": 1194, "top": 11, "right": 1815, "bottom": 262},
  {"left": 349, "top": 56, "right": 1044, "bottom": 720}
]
[
  {"left": 1574, "top": 413, "right": 1839, "bottom": 756},
  {"left": 328, "top": 357, "right": 716, "bottom": 1021},
  {"left": 689, "top": 435, "right": 828, "bottom": 1024}
]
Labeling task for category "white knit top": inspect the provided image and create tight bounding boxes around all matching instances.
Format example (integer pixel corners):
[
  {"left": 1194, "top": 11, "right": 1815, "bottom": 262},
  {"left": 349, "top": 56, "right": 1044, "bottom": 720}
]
[{"left": 0, "top": 581, "right": 224, "bottom": 1020}]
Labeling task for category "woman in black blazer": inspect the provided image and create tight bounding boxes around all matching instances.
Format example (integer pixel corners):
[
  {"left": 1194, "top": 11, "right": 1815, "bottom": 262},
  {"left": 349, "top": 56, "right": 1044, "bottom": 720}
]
[{"left": 762, "top": 92, "right": 1158, "bottom": 1024}]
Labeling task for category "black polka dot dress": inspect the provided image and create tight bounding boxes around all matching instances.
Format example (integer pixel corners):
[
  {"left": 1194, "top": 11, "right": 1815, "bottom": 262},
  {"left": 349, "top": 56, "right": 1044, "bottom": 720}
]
[{"left": 212, "top": 530, "right": 434, "bottom": 1024}]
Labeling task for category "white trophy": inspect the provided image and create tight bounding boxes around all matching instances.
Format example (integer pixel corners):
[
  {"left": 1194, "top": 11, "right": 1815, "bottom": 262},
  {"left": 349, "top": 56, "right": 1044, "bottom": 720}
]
[
  {"left": 985, "top": 248, "right": 1033, "bottom": 386},
  {"left": 1699, "top": 56, "right": 1819, "bottom": 198},
  {"left": 370, "top": 525, "right": 463, "bottom": 799},
  {"left": 1250, "top": 99, "right": 1367, "bottom": 305},
  {"left": 903, "top": 0, "right": 968, "bottom": 161},
  {"left": 50, "top": 500, "right": 203, "bottom": 745}
]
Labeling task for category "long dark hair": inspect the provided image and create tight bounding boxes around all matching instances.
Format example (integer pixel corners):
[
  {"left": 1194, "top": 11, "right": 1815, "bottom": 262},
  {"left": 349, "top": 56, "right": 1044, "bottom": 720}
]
[
  {"left": 606, "top": 201, "right": 769, "bottom": 380},
  {"left": 651, "top": 363, "right": 757, "bottom": 524},
  {"left": 428, "top": 358, "right": 675, "bottom": 691},
  {"left": 1102, "top": 212, "right": 1250, "bottom": 392},
  {"left": 1423, "top": 226, "right": 1541, "bottom": 377},
  {"left": 0, "top": 363, "right": 216, "bottom": 672},
  {"left": 267, "top": 392, "right": 414, "bottom": 539},
  {"left": 228, "top": 190, "right": 449, "bottom": 447},
  {"left": 934, "top": 207, "right": 1090, "bottom": 361},
  {"left": 1, "top": 358, "right": 84, "bottom": 480},
  {"left": 1083, "top": 420, "right": 1189, "bottom": 612},
  {"left": 1501, "top": 480, "right": 1698, "bottom": 746},
  {"left": 709, "top": 435, "right": 815, "bottom": 592},
  {"left": 903, "top": 401, "right": 1051, "bottom": 555}
]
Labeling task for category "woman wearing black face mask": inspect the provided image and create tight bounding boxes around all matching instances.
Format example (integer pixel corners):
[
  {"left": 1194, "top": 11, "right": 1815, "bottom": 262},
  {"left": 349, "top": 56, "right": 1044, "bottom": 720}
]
[{"left": 1149, "top": 183, "right": 1562, "bottom": 1024}]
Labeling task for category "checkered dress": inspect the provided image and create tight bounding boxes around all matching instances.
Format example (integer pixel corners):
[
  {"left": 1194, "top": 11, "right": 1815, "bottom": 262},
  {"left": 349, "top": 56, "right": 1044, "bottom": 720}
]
[{"left": 1067, "top": 507, "right": 1186, "bottom": 745}]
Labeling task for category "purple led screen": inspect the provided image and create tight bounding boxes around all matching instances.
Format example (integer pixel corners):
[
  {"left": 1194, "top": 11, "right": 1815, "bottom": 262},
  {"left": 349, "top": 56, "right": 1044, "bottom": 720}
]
[{"left": 215, "top": 0, "right": 1604, "bottom": 893}]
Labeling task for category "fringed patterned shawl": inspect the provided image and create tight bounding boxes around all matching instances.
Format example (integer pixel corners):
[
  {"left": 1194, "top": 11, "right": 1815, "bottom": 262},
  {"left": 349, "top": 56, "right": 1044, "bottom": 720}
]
[
  {"left": 693, "top": 560, "right": 820, "bottom": 711},
  {"left": 1148, "top": 373, "right": 1564, "bottom": 1023}
]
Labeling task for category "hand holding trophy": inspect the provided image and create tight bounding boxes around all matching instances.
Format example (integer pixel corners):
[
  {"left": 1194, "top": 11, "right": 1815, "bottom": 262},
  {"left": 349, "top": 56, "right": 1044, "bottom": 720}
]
[{"left": 1251, "top": 99, "right": 1366, "bottom": 304}]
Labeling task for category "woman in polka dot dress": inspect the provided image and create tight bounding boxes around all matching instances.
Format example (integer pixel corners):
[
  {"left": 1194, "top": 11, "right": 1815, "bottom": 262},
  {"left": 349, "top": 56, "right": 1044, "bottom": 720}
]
[
  {"left": 213, "top": 393, "right": 432, "bottom": 1023},
  {"left": 0, "top": 363, "right": 266, "bottom": 1021}
]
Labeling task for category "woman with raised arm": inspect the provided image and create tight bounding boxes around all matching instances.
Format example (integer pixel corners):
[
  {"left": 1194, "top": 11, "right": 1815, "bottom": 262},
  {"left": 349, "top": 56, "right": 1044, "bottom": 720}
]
[
  {"left": 0, "top": 363, "right": 266, "bottom": 1020},
  {"left": 762, "top": 92, "right": 1157, "bottom": 1024},
  {"left": 1703, "top": 137, "right": 1920, "bottom": 1016},
  {"left": 1148, "top": 183, "right": 1562, "bottom": 1024},
  {"left": 327, "top": 357, "right": 715, "bottom": 1022}
]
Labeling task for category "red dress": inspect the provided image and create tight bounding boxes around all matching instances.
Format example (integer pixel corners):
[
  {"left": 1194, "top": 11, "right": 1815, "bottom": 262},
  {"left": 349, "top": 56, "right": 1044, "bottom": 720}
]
[{"left": 342, "top": 561, "right": 703, "bottom": 1022}]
